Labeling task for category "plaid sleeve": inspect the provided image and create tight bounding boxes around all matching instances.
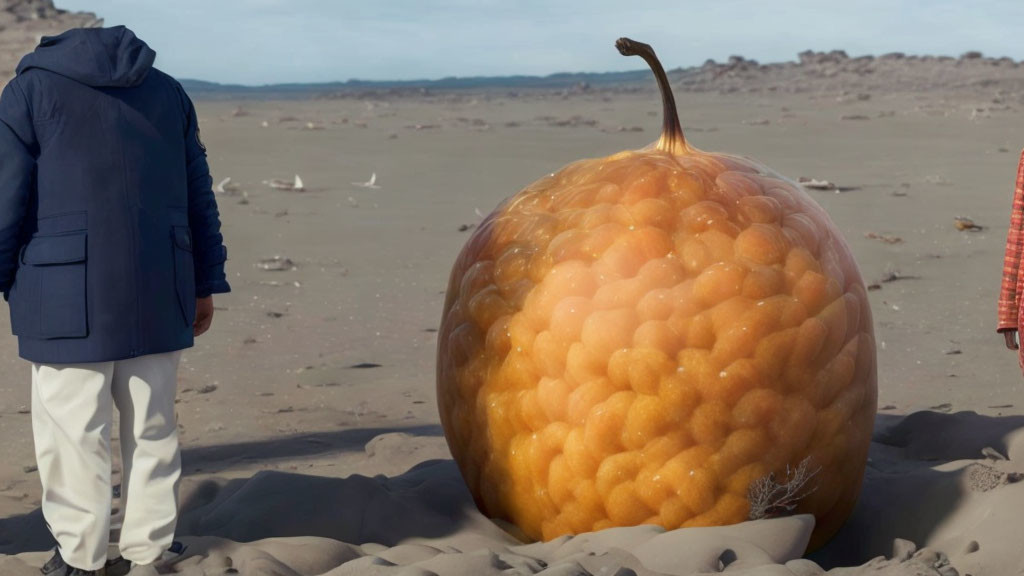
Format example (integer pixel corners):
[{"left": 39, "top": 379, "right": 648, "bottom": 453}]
[{"left": 998, "top": 149, "right": 1024, "bottom": 332}]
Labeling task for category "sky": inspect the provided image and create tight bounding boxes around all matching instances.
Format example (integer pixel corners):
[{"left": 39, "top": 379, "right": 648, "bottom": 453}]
[{"left": 56, "top": 1, "right": 1024, "bottom": 86}]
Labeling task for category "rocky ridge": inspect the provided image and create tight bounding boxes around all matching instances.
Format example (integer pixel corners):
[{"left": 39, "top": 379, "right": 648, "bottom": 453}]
[
  {"left": 672, "top": 48, "right": 1024, "bottom": 95},
  {"left": 0, "top": 0, "right": 101, "bottom": 81}
]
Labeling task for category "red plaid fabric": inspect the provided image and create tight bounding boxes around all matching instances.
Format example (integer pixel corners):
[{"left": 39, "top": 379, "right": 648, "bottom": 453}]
[{"left": 998, "top": 150, "right": 1024, "bottom": 337}]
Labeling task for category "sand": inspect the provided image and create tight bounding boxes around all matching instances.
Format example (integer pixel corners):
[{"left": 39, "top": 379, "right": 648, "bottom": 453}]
[{"left": 1, "top": 55, "right": 1024, "bottom": 574}]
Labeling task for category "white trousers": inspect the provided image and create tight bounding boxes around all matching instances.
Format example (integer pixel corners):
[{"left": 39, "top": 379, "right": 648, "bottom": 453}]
[{"left": 30, "top": 349, "right": 183, "bottom": 571}]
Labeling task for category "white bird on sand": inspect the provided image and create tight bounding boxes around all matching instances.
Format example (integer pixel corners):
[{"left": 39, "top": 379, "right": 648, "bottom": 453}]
[
  {"left": 214, "top": 177, "right": 241, "bottom": 194},
  {"left": 352, "top": 172, "right": 380, "bottom": 189},
  {"left": 262, "top": 174, "right": 305, "bottom": 192}
]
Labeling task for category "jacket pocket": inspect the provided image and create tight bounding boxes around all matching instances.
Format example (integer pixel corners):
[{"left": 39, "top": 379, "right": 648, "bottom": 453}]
[
  {"left": 13, "top": 232, "right": 88, "bottom": 339},
  {"left": 171, "top": 225, "right": 196, "bottom": 328}
]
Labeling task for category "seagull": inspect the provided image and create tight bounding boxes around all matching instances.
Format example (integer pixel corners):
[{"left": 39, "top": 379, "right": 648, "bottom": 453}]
[
  {"left": 214, "top": 177, "right": 231, "bottom": 194},
  {"left": 214, "top": 177, "right": 242, "bottom": 195},
  {"left": 352, "top": 172, "right": 380, "bottom": 189},
  {"left": 262, "top": 174, "right": 305, "bottom": 191}
]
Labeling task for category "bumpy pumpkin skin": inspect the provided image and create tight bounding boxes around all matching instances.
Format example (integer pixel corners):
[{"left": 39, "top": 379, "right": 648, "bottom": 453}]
[{"left": 437, "top": 146, "right": 877, "bottom": 550}]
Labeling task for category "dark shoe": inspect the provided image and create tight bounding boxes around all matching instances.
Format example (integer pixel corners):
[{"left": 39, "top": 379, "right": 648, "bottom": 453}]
[
  {"left": 163, "top": 541, "right": 187, "bottom": 561},
  {"left": 40, "top": 549, "right": 65, "bottom": 575},
  {"left": 103, "top": 556, "right": 130, "bottom": 576},
  {"left": 41, "top": 548, "right": 104, "bottom": 576}
]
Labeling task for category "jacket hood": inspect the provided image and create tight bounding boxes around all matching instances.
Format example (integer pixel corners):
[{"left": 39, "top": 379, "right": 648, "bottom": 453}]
[{"left": 15, "top": 25, "right": 156, "bottom": 88}]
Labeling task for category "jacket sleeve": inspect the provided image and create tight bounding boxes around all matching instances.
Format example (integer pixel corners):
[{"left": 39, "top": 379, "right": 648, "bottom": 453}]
[
  {"left": 0, "top": 79, "right": 37, "bottom": 302},
  {"left": 179, "top": 84, "right": 230, "bottom": 298},
  {"left": 998, "top": 149, "right": 1024, "bottom": 332}
]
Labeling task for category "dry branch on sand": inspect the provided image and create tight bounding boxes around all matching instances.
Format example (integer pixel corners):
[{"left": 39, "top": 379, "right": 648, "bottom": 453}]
[{"left": 748, "top": 457, "right": 821, "bottom": 520}]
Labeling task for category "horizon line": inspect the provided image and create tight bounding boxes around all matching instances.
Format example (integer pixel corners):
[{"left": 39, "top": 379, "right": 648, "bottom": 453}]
[{"left": 175, "top": 46, "right": 1017, "bottom": 90}]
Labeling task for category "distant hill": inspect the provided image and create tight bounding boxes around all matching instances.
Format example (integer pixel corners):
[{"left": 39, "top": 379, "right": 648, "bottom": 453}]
[
  {"left": 177, "top": 68, "right": 660, "bottom": 100},
  {"left": 179, "top": 48, "right": 1024, "bottom": 101}
]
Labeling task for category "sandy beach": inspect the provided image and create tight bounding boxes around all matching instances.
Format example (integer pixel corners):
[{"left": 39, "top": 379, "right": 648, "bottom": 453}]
[{"left": 1, "top": 14, "right": 1024, "bottom": 573}]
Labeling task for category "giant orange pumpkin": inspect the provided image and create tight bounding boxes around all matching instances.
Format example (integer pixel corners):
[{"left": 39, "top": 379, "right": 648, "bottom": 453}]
[{"left": 436, "top": 38, "right": 877, "bottom": 550}]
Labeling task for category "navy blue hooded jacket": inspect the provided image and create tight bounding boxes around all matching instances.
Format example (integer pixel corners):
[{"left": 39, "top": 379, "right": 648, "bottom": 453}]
[{"left": 0, "top": 25, "right": 231, "bottom": 363}]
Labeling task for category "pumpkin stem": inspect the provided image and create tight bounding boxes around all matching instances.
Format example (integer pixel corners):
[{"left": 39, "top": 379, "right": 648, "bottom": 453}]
[{"left": 615, "top": 37, "right": 687, "bottom": 154}]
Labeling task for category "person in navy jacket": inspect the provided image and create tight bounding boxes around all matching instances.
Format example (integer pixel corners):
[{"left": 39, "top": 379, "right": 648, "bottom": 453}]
[{"left": 0, "top": 25, "right": 230, "bottom": 576}]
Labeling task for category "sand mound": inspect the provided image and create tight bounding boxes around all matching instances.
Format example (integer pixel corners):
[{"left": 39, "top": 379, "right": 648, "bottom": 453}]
[{"left": 5, "top": 411, "right": 1023, "bottom": 575}]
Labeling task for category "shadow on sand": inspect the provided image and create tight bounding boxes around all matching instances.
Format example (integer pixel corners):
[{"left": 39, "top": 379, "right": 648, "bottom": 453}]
[
  {"left": 0, "top": 424, "right": 449, "bottom": 555},
  {"left": 811, "top": 411, "right": 1024, "bottom": 567},
  {"left": 180, "top": 423, "right": 444, "bottom": 475},
  {"left": 4, "top": 411, "right": 1024, "bottom": 571}
]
